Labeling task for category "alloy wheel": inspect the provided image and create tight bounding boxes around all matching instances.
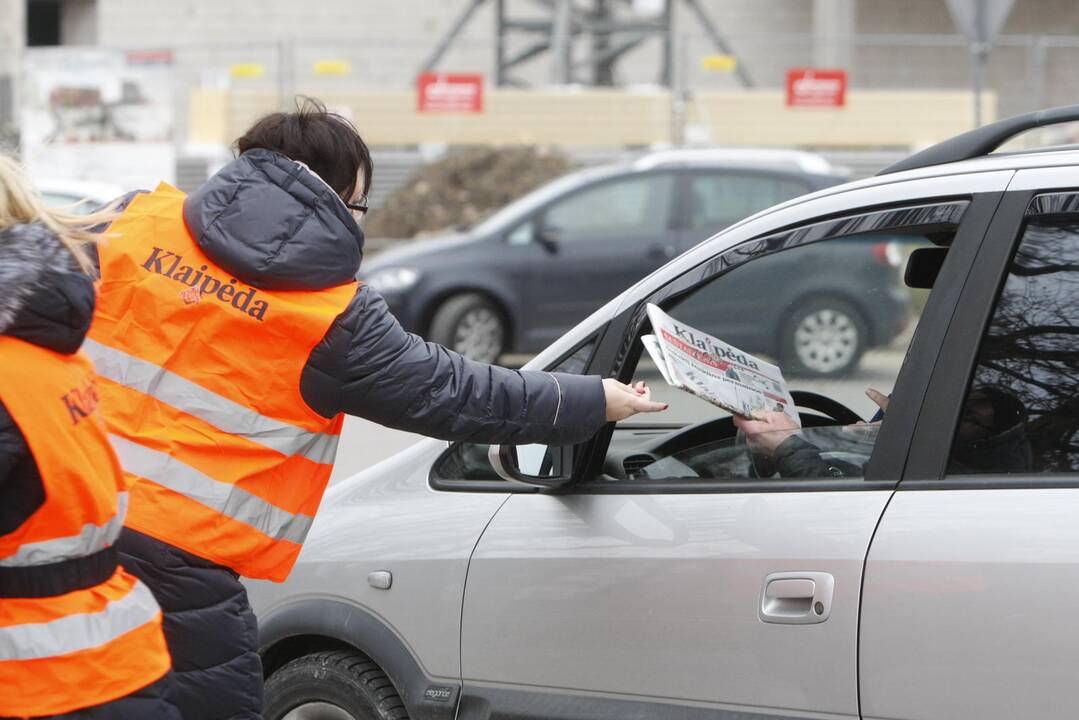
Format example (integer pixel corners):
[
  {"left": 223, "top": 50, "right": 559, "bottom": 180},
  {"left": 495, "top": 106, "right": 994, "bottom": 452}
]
[
  {"left": 453, "top": 307, "right": 504, "bottom": 363},
  {"left": 792, "top": 307, "right": 860, "bottom": 374},
  {"left": 282, "top": 701, "right": 357, "bottom": 720}
]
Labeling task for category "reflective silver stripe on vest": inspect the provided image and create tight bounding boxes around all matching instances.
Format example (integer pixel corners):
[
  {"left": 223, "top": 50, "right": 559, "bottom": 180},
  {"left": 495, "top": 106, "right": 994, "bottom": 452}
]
[
  {"left": 83, "top": 339, "right": 339, "bottom": 465},
  {"left": 110, "top": 435, "right": 314, "bottom": 545},
  {"left": 0, "top": 578, "right": 159, "bottom": 661},
  {"left": 0, "top": 493, "right": 127, "bottom": 568}
]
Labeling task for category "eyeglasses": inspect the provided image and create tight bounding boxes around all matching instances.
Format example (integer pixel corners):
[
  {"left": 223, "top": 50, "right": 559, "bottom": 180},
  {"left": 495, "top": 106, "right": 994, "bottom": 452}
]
[{"left": 345, "top": 195, "right": 369, "bottom": 215}]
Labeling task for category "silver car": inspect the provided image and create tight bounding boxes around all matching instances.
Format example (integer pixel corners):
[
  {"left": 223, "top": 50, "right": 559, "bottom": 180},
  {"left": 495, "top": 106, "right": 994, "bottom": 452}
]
[{"left": 248, "top": 107, "right": 1079, "bottom": 720}]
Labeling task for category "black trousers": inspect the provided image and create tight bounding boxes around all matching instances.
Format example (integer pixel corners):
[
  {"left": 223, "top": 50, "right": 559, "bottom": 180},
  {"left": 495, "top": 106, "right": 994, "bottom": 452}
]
[{"left": 116, "top": 529, "right": 264, "bottom": 720}]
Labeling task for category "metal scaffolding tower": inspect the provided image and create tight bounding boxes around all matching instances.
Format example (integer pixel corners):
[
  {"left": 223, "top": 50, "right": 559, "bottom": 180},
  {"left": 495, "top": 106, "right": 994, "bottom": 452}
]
[{"left": 420, "top": 0, "right": 754, "bottom": 89}]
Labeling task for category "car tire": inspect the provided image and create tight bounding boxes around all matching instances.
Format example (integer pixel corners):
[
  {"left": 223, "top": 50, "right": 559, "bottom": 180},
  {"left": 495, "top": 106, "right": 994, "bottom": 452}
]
[
  {"left": 780, "top": 297, "right": 868, "bottom": 378},
  {"left": 428, "top": 293, "right": 506, "bottom": 363},
  {"left": 264, "top": 650, "right": 409, "bottom": 720}
]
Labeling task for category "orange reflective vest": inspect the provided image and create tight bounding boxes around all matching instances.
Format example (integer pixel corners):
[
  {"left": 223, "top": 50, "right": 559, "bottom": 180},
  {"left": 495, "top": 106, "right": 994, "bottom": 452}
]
[
  {"left": 87, "top": 183, "right": 356, "bottom": 582},
  {"left": 0, "top": 337, "right": 171, "bottom": 718}
]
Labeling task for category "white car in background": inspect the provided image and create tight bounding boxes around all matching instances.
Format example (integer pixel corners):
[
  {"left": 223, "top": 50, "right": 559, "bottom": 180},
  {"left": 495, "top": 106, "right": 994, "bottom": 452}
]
[{"left": 37, "top": 178, "right": 125, "bottom": 214}]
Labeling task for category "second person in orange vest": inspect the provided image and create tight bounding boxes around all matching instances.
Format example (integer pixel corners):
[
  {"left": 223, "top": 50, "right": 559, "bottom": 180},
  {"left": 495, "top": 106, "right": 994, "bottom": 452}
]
[
  {"left": 0, "top": 156, "right": 178, "bottom": 719},
  {"left": 86, "top": 98, "right": 665, "bottom": 720}
]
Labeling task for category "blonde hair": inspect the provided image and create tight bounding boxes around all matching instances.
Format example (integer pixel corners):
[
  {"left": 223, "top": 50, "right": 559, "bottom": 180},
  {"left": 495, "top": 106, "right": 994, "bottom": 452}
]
[{"left": 0, "top": 154, "right": 119, "bottom": 274}]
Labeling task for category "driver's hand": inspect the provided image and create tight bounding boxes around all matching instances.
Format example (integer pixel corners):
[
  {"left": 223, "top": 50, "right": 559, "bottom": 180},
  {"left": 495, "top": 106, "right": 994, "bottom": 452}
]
[
  {"left": 866, "top": 387, "right": 889, "bottom": 414},
  {"left": 604, "top": 379, "right": 668, "bottom": 422},
  {"left": 733, "top": 410, "right": 801, "bottom": 455}
]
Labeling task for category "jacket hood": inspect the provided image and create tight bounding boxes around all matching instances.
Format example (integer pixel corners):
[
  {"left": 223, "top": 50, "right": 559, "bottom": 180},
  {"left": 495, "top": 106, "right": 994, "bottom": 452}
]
[
  {"left": 0, "top": 222, "right": 94, "bottom": 354},
  {"left": 183, "top": 149, "right": 364, "bottom": 291}
]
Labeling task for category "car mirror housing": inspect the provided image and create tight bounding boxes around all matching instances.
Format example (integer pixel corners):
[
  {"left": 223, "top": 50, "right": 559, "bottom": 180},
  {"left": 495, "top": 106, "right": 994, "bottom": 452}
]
[
  {"left": 488, "top": 443, "right": 574, "bottom": 488},
  {"left": 905, "top": 247, "right": 948, "bottom": 289},
  {"left": 536, "top": 224, "right": 562, "bottom": 253}
]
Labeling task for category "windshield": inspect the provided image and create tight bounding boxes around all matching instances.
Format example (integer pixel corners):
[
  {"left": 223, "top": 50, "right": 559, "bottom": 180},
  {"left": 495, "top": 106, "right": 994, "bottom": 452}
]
[{"left": 469, "top": 165, "right": 626, "bottom": 235}]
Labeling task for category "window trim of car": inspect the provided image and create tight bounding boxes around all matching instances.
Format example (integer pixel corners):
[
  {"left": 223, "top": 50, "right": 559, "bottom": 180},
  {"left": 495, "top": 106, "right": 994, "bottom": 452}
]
[
  {"left": 569, "top": 197, "right": 976, "bottom": 494},
  {"left": 905, "top": 185, "right": 1079, "bottom": 486},
  {"left": 554, "top": 477, "right": 900, "bottom": 495}
]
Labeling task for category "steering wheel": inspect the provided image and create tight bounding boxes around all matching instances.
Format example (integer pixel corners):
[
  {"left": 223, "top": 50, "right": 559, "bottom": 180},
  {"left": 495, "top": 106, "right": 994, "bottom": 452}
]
[
  {"left": 788, "top": 390, "right": 863, "bottom": 425},
  {"left": 648, "top": 390, "right": 864, "bottom": 459}
]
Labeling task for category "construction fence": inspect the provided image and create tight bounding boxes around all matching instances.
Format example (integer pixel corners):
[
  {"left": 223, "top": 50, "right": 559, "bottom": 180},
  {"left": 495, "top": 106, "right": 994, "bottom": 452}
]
[{"left": 6, "top": 31, "right": 1079, "bottom": 198}]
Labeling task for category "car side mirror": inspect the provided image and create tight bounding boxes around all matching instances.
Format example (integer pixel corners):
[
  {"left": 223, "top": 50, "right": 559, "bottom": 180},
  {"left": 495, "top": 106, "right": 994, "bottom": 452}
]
[
  {"left": 905, "top": 246, "right": 948, "bottom": 289},
  {"left": 488, "top": 443, "right": 573, "bottom": 488},
  {"left": 536, "top": 224, "right": 562, "bottom": 253}
]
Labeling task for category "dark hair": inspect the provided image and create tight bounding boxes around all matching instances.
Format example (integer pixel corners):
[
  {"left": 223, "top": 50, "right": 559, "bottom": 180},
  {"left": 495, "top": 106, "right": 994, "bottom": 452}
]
[{"left": 235, "top": 97, "right": 372, "bottom": 201}]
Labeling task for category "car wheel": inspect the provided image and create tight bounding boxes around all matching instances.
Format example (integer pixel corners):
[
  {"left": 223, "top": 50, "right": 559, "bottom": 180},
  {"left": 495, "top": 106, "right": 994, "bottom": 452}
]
[
  {"left": 781, "top": 298, "right": 868, "bottom": 378},
  {"left": 428, "top": 293, "right": 506, "bottom": 363},
  {"left": 264, "top": 650, "right": 409, "bottom": 720}
]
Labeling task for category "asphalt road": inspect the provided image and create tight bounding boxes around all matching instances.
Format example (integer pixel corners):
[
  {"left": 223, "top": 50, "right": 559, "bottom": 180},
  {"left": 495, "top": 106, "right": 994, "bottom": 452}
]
[{"left": 328, "top": 345, "right": 905, "bottom": 484}]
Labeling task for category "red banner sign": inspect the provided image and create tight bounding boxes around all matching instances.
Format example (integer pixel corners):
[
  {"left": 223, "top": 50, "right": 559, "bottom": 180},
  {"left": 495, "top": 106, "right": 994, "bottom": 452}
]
[
  {"left": 125, "top": 49, "right": 174, "bottom": 65},
  {"left": 417, "top": 73, "right": 484, "bottom": 113},
  {"left": 786, "top": 68, "right": 847, "bottom": 108}
]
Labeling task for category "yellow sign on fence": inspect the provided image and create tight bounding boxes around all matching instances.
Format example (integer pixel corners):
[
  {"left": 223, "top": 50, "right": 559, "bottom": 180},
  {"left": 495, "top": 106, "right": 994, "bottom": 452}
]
[
  {"left": 230, "top": 63, "right": 265, "bottom": 79},
  {"left": 701, "top": 54, "right": 738, "bottom": 72},
  {"left": 313, "top": 59, "right": 351, "bottom": 76}
]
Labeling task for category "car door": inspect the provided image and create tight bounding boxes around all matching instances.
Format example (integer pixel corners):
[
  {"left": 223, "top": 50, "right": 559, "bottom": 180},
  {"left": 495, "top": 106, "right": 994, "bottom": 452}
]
[
  {"left": 860, "top": 177, "right": 1079, "bottom": 719},
  {"left": 517, "top": 172, "right": 677, "bottom": 348},
  {"left": 455, "top": 193, "right": 995, "bottom": 720}
]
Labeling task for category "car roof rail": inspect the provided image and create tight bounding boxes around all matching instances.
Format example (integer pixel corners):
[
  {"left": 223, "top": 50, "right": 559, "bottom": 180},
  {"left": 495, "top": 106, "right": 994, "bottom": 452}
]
[{"left": 877, "top": 104, "right": 1079, "bottom": 176}]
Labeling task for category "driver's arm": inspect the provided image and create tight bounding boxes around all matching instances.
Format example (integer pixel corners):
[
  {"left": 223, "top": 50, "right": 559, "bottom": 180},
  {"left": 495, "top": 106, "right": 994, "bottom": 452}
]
[
  {"left": 771, "top": 436, "right": 862, "bottom": 479},
  {"left": 734, "top": 411, "right": 863, "bottom": 479}
]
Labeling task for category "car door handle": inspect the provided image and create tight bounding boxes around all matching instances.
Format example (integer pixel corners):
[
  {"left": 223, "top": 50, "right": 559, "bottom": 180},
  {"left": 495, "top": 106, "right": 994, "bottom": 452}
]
[{"left": 759, "top": 571, "right": 834, "bottom": 625}]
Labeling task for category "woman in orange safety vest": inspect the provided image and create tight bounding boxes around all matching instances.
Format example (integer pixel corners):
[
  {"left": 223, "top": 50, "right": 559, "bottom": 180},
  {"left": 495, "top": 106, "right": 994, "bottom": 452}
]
[
  {"left": 0, "top": 156, "right": 178, "bottom": 719},
  {"left": 90, "top": 98, "right": 665, "bottom": 720}
]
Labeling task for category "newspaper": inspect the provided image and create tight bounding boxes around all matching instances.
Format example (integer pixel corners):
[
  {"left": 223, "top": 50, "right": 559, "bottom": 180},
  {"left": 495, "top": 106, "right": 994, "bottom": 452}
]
[{"left": 643, "top": 303, "right": 798, "bottom": 423}]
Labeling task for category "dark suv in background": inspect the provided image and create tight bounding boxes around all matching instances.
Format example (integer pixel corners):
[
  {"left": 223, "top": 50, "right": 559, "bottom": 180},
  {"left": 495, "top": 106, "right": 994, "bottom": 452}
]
[{"left": 363, "top": 149, "right": 909, "bottom": 376}]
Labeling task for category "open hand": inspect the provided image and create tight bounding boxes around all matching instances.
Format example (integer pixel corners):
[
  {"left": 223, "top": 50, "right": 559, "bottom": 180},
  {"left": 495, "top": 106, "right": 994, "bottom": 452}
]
[{"left": 603, "top": 379, "right": 668, "bottom": 422}]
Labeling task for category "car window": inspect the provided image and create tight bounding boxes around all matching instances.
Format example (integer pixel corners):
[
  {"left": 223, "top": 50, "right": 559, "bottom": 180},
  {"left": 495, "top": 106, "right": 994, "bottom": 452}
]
[
  {"left": 543, "top": 174, "right": 673, "bottom": 240},
  {"left": 593, "top": 200, "right": 969, "bottom": 486},
  {"left": 947, "top": 198, "right": 1079, "bottom": 475},
  {"left": 688, "top": 173, "right": 809, "bottom": 231}
]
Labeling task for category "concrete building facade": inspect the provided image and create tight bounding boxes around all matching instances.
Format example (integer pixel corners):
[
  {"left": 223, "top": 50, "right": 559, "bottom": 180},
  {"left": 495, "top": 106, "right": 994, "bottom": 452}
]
[
  {"left": 39, "top": 2, "right": 1066, "bottom": 108},
  {"left": 18, "top": 0, "right": 1079, "bottom": 115}
]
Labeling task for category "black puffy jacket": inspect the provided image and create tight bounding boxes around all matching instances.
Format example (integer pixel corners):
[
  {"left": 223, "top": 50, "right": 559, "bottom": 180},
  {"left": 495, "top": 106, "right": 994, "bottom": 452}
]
[{"left": 182, "top": 148, "right": 606, "bottom": 445}]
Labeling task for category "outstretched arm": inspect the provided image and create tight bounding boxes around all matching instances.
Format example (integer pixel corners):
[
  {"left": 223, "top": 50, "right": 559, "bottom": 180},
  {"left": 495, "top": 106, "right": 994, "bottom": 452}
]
[{"left": 301, "top": 285, "right": 663, "bottom": 446}]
